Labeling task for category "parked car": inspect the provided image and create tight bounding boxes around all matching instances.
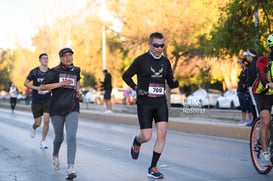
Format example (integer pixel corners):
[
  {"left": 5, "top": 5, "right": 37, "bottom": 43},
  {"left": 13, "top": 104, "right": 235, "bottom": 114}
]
[
  {"left": 170, "top": 89, "right": 185, "bottom": 107},
  {"left": 111, "top": 88, "right": 126, "bottom": 104},
  {"left": 185, "top": 88, "right": 222, "bottom": 108},
  {"left": 94, "top": 91, "right": 104, "bottom": 104},
  {"left": 0, "top": 90, "right": 9, "bottom": 101},
  {"left": 124, "top": 89, "right": 136, "bottom": 105},
  {"left": 216, "top": 89, "right": 240, "bottom": 109},
  {"left": 82, "top": 89, "right": 97, "bottom": 103}
]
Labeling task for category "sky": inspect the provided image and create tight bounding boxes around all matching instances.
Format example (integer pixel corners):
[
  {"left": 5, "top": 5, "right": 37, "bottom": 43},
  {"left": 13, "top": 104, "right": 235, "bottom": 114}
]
[{"left": 0, "top": 0, "right": 88, "bottom": 49}]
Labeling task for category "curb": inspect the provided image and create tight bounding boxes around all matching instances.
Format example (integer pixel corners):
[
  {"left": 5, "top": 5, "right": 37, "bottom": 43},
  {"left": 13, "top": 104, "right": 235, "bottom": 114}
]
[{"left": 0, "top": 102, "right": 250, "bottom": 141}]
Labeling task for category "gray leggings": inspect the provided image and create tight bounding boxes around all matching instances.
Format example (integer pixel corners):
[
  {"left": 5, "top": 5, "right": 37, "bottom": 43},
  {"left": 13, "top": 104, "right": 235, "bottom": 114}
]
[{"left": 51, "top": 112, "right": 79, "bottom": 164}]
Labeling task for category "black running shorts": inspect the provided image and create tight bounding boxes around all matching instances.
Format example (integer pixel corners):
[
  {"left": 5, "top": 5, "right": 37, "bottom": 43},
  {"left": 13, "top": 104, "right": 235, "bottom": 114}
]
[
  {"left": 254, "top": 94, "right": 273, "bottom": 112},
  {"left": 31, "top": 101, "right": 50, "bottom": 118},
  {"left": 137, "top": 102, "right": 168, "bottom": 129},
  {"left": 104, "top": 90, "right": 112, "bottom": 100}
]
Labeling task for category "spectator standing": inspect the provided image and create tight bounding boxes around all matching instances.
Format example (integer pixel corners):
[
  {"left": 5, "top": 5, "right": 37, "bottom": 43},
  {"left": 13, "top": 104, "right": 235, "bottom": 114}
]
[
  {"left": 237, "top": 58, "right": 253, "bottom": 125},
  {"left": 122, "top": 32, "right": 179, "bottom": 179},
  {"left": 100, "top": 69, "right": 113, "bottom": 113},
  {"left": 9, "top": 82, "right": 18, "bottom": 113},
  {"left": 40, "top": 48, "right": 81, "bottom": 180},
  {"left": 244, "top": 49, "right": 258, "bottom": 126},
  {"left": 24, "top": 53, "right": 51, "bottom": 149}
]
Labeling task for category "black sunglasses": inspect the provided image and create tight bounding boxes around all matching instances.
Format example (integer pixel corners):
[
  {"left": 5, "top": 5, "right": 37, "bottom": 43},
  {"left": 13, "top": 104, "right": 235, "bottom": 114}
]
[{"left": 152, "top": 43, "right": 165, "bottom": 48}]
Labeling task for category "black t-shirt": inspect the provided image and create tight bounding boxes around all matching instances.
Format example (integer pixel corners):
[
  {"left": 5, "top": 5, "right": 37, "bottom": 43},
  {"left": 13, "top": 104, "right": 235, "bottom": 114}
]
[
  {"left": 122, "top": 51, "right": 178, "bottom": 104},
  {"left": 246, "top": 59, "right": 257, "bottom": 87},
  {"left": 237, "top": 69, "right": 248, "bottom": 92},
  {"left": 102, "top": 73, "right": 112, "bottom": 91},
  {"left": 42, "top": 64, "right": 81, "bottom": 116},
  {"left": 26, "top": 67, "right": 51, "bottom": 104}
]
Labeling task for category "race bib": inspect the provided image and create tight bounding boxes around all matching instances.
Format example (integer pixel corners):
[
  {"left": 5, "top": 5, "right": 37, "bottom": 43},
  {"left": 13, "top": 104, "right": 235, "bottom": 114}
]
[
  {"left": 148, "top": 83, "right": 164, "bottom": 97},
  {"left": 38, "top": 90, "right": 50, "bottom": 95},
  {"left": 59, "top": 73, "right": 77, "bottom": 89}
]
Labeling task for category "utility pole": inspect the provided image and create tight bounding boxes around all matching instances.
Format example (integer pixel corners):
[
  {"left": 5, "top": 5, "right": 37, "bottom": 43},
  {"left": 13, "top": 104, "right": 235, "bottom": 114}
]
[{"left": 254, "top": 0, "right": 259, "bottom": 52}]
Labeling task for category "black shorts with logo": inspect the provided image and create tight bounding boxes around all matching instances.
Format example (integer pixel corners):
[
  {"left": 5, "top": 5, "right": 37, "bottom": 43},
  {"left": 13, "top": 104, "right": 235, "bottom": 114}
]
[{"left": 137, "top": 102, "right": 168, "bottom": 129}]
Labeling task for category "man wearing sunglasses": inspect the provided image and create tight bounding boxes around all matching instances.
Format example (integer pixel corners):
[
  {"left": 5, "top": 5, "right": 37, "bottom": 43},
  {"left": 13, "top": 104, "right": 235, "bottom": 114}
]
[{"left": 122, "top": 32, "right": 179, "bottom": 179}]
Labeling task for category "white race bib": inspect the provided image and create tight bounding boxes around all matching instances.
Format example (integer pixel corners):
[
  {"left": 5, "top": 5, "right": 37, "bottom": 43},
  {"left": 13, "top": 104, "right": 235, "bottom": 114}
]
[
  {"left": 38, "top": 90, "right": 50, "bottom": 95},
  {"left": 59, "top": 73, "right": 77, "bottom": 89},
  {"left": 148, "top": 83, "right": 164, "bottom": 97}
]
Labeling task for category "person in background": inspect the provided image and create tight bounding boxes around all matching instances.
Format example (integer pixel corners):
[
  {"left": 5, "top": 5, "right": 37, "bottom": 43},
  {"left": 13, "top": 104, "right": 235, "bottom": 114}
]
[
  {"left": 237, "top": 58, "right": 253, "bottom": 125},
  {"left": 100, "top": 69, "right": 113, "bottom": 113},
  {"left": 24, "top": 88, "right": 32, "bottom": 105},
  {"left": 24, "top": 53, "right": 51, "bottom": 149},
  {"left": 244, "top": 49, "right": 258, "bottom": 126},
  {"left": 9, "top": 82, "right": 18, "bottom": 113},
  {"left": 40, "top": 47, "right": 81, "bottom": 180},
  {"left": 122, "top": 32, "right": 179, "bottom": 179},
  {"left": 252, "top": 34, "right": 273, "bottom": 167}
]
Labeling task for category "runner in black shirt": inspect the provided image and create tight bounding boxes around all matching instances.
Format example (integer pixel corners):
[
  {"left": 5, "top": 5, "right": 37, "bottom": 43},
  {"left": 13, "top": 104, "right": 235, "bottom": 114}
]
[
  {"left": 24, "top": 53, "right": 51, "bottom": 149},
  {"left": 40, "top": 48, "right": 81, "bottom": 180},
  {"left": 122, "top": 32, "right": 179, "bottom": 179}
]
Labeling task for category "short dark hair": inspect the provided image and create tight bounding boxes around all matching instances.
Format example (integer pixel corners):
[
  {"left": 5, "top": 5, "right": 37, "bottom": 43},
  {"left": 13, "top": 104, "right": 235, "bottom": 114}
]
[
  {"left": 103, "top": 69, "right": 108, "bottom": 73},
  {"left": 39, "top": 53, "right": 48, "bottom": 60},
  {"left": 149, "top": 32, "right": 164, "bottom": 44}
]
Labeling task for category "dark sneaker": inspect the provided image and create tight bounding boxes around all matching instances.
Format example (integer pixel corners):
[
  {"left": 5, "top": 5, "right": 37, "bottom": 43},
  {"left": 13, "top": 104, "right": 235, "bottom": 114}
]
[
  {"left": 130, "top": 135, "right": 141, "bottom": 160},
  {"left": 147, "top": 167, "right": 164, "bottom": 179}
]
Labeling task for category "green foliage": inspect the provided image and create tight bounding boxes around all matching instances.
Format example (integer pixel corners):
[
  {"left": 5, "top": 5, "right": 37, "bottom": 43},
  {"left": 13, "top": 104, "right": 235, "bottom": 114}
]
[
  {"left": 0, "top": 50, "right": 12, "bottom": 91},
  {"left": 202, "top": 0, "right": 273, "bottom": 57},
  {"left": 81, "top": 71, "right": 97, "bottom": 88}
]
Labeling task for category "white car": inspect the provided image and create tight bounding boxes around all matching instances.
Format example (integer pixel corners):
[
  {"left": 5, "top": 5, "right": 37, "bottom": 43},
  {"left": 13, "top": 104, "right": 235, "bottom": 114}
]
[
  {"left": 216, "top": 89, "right": 240, "bottom": 109},
  {"left": 185, "top": 88, "right": 222, "bottom": 108},
  {"left": 170, "top": 90, "right": 185, "bottom": 107},
  {"left": 82, "top": 89, "right": 97, "bottom": 103},
  {"left": 111, "top": 88, "right": 126, "bottom": 104}
]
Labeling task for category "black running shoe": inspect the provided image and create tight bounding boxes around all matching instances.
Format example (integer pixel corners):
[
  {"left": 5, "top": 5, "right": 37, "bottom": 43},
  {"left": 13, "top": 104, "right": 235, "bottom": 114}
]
[
  {"left": 147, "top": 167, "right": 164, "bottom": 179},
  {"left": 130, "top": 135, "right": 141, "bottom": 160}
]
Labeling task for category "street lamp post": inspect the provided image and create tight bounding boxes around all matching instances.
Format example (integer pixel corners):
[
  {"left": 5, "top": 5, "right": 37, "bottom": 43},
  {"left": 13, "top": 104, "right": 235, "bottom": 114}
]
[
  {"left": 254, "top": 1, "right": 259, "bottom": 51},
  {"left": 98, "top": 0, "right": 107, "bottom": 70},
  {"left": 102, "top": 23, "right": 106, "bottom": 70}
]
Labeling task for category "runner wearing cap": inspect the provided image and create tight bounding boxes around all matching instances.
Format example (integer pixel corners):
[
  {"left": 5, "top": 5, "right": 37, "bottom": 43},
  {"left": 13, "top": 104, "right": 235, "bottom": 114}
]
[{"left": 40, "top": 47, "right": 81, "bottom": 180}]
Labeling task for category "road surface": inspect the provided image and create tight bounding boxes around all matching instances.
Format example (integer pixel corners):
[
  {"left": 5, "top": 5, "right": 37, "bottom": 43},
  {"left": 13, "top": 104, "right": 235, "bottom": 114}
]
[{"left": 0, "top": 108, "right": 272, "bottom": 181}]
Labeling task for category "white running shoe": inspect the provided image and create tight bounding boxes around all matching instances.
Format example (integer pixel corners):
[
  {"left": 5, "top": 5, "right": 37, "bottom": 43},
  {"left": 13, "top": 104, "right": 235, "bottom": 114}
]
[
  {"left": 53, "top": 156, "right": 60, "bottom": 170},
  {"left": 30, "top": 127, "right": 36, "bottom": 138},
  {"left": 40, "top": 141, "right": 48, "bottom": 149},
  {"left": 262, "top": 151, "right": 272, "bottom": 167},
  {"left": 65, "top": 165, "right": 77, "bottom": 180}
]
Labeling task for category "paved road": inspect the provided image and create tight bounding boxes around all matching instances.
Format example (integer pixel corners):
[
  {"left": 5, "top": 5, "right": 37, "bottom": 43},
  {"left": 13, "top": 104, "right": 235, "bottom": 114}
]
[
  {"left": 0, "top": 101, "right": 251, "bottom": 141},
  {"left": 0, "top": 108, "right": 273, "bottom": 181}
]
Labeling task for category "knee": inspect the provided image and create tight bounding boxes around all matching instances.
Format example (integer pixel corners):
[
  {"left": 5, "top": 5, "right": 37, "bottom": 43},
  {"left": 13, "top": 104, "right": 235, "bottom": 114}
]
[
  {"left": 67, "top": 135, "right": 76, "bottom": 143},
  {"left": 157, "top": 129, "right": 167, "bottom": 140},
  {"left": 55, "top": 135, "right": 64, "bottom": 143},
  {"left": 141, "top": 133, "right": 152, "bottom": 142},
  {"left": 43, "top": 118, "right": 50, "bottom": 125}
]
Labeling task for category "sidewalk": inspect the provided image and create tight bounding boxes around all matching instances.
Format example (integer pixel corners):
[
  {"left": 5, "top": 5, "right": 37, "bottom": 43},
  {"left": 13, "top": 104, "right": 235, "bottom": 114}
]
[{"left": 0, "top": 101, "right": 250, "bottom": 141}]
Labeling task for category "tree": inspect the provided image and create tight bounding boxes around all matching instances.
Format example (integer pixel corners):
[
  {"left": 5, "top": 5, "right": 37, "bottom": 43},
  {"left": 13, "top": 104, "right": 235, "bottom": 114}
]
[{"left": 203, "top": 0, "right": 273, "bottom": 57}]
